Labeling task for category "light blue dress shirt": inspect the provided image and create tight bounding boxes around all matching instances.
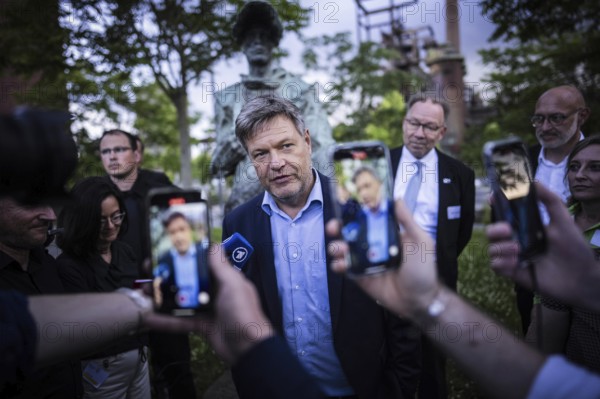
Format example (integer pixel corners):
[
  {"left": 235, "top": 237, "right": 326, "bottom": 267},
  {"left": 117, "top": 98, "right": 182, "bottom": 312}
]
[
  {"left": 261, "top": 171, "right": 354, "bottom": 396},
  {"left": 363, "top": 199, "right": 390, "bottom": 263},
  {"left": 170, "top": 245, "right": 199, "bottom": 308},
  {"left": 527, "top": 355, "right": 600, "bottom": 399}
]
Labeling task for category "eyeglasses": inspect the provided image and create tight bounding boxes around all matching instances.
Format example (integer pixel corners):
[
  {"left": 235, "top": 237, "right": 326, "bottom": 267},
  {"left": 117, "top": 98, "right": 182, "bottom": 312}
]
[
  {"left": 100, "top": 146, "right": 131, "bottom": 156},
  {"left": 100, "top": 212, "right": 126, "bottom": 228},
  {"left": 404, "top": 118, "right": 443, "bottom": 134},
  {"left": 530, "top": 108, "right": 582, "bottom": 128}
]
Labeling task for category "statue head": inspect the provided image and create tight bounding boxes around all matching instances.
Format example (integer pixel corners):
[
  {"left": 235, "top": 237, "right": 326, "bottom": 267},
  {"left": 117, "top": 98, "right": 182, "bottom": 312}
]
[{"left": 233, "top": 2, "right": 283, "bottom": 54}]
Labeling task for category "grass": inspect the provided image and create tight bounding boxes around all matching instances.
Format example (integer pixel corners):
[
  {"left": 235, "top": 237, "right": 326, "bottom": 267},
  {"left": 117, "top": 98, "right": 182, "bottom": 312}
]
[
  {"left": 448, "top": 228, "right": 522, "bottom": 398},
  {"left": 187, "top": 225, "right": 523, "bottom": 398}
]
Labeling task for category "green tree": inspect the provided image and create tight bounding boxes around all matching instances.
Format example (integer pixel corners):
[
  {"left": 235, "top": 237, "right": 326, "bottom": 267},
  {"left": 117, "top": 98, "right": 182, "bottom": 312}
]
[
  {"left": 65, "top": 0, "right": 309, "bottom": 187},
  {"left": 303, "top": 33, "right": 422, "bottom": 143},
  {"left": 0, "top": 0, "right": 68, "bottom": 110},
  {"left": 364, "top": 90, "right": 406, "bottom": 148},
  {"left": 479, "top": 0, "right": 600, "bottom": 141}
]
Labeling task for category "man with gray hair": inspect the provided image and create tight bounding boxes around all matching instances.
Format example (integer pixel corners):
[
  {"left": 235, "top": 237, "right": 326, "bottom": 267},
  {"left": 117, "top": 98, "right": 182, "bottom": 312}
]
[
  {"left": 223, "top": 94, "right": 421, "bottom": 399},
  {"left": 391, "top": 93, "right": 475, "bottom": 399},
  {"left": 211, "top": 0, "right": 334, "bottom": 213}
]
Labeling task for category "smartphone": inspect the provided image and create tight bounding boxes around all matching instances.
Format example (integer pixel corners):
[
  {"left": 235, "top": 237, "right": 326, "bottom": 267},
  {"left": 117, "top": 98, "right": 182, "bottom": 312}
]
[
  {"left": 147, "top": 188, "right": 213, "bottom": 315},
  {"left": 483, "top": 137, "right": 547, "bottom": 259},
  {"left": 330, "top": 141, "right": 401, "bottom": 275}
]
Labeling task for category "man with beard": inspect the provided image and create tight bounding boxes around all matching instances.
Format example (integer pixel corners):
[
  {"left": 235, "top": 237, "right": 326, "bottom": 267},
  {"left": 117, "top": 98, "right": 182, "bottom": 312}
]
[
  {"left": 0, "top": 198, "right": 83, "bottom": 399},
  {"left": 513, "top": 86, "right": 591, "bottom": 335},
  {"left": 223, "top": 94, "right": 421, "bottom": 399}
]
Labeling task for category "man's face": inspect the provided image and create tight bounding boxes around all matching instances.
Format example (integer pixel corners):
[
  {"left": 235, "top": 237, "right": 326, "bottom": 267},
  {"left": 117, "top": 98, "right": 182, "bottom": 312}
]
[
  {"left": 402, "top": 100, "right": 446, "bottom": 159},
  {"left": 242, "top": 28, "right": 275, "bottom": 66},
  {"left": 0, "top": 198, "right": 55, "bottom": 249},
  {"left": 355, "top": 171, "right": 383, "bottom": 212},
  {"left": 99, "top": 133, "right": 139, "bottom": 178},
  {"left": 534, "top": 92, "right": 582, "bottom": 150},
  {"left": 166, "top": 217, "right": 193, "bottom": 255},
  {"left": 246, "top": 115, "right": 313, "bottom": 208}
]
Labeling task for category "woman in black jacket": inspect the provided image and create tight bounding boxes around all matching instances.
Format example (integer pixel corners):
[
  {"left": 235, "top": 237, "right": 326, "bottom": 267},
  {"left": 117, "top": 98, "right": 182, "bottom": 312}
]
[{"left": 57, "top": 176, "right": 150, "bottom": 399}]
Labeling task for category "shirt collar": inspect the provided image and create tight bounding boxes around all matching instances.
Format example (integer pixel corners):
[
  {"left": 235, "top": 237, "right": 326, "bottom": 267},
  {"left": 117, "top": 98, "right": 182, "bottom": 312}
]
[
  {"left": 401, "top": 146, "right": 438, "bottom": 167},
  {"left": 261, "top": 168, "right": 323, "bottom": 219},
  {"left": 362, "top": 198, "right": 388, "bottom": 215},
  {"left": 170, "top": 244, "right": 196, "bottom": 258},
  {"left": 0, "top": 247, "right": 44, "bottom": 271},
  {"left": 539, "top": 132, "right": 585, "bottom": 166}
]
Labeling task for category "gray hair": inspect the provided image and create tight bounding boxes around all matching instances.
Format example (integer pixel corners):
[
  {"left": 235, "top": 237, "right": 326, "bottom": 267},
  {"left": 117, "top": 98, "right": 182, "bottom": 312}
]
[
  {"left": 235, "top": 94, "right": 306, "bottom": 150},
  {"left": 406, "top": 93, "right": 450, "bottom": 123}
]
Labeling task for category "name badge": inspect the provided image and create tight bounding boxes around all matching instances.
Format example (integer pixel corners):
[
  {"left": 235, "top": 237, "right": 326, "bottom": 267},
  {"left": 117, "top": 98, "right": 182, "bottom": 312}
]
[
  {"left": 591, "top": 230, "right": 600, "bottom": 247},
  {"left": 82, "top": 360, "right": 110, "bottom": 388},
  {"left": 447, "top": 205, "right": 461, "bottom": 220}
]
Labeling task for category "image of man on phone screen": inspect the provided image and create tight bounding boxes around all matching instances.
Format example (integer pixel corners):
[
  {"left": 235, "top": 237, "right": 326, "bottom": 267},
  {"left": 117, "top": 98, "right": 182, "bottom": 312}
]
[{"left": 154, "top": 212, "right": 208, "bottom": 310}]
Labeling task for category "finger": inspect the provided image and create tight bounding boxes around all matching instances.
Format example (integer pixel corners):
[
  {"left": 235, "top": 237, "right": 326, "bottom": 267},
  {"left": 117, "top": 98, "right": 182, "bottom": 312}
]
[
  {"left": 485, "top": 222, "right": 513, "bottom": 242},
  {"left": 328, "top": 240, "right": 349, "bottom": 273},
  {"left": 208, "top": 244, "right": 237, "bottom": 282},
  {"left": 325, "top": 219, "right": 341, "bottom": 238}
]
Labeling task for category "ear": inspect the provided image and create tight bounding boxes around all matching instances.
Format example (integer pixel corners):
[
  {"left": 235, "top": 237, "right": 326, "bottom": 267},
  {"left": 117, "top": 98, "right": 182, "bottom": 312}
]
[
  {"left": 304, "top": 129, "right": 312, "bottom": 153},
  {"left": 578, "top": 107, "right": 591, "bottom": 127},
  {"left": 438, "top": 125, "right": 447, "bottom": 141},
  {"left": 134, "top": 149, "right": 141, "bottom": 164}
]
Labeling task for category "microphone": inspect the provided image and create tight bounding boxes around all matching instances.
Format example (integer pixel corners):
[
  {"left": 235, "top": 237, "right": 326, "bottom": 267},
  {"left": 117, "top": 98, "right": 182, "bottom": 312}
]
[{"left": 222, "top": 233, "right": 254, "bottom": 271}]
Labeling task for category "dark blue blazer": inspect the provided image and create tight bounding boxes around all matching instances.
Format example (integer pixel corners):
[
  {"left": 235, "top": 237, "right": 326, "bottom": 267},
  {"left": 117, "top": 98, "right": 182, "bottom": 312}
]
[
  {"left": 223, "top": 172, "right": 420, "bottom": 399},
  {"left": 391, "top": 147, "right": 475, "bottom": 290}
]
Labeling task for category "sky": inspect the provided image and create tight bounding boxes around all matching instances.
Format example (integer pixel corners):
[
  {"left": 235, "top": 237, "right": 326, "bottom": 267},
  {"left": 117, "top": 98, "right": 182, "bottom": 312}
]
[{"left": 188, "top": 0, "right": 499, "bottom": 140}]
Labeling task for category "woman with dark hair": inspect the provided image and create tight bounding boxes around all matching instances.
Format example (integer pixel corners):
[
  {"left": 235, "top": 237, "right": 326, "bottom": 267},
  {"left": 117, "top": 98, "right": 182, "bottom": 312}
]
[
  {"left": 528, "top": 135, "right": 600, "bottom": 372},
  {"left": 57, "top": 176, "right": 150, "bottom": 398}
]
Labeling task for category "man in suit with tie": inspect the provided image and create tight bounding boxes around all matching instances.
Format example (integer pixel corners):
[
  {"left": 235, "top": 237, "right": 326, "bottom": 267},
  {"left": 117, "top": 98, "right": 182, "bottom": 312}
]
[
  {"left": 223, "top": 94, "right": 421, "bottom": 399},
  {"left": 391, "top": 93, "right": 475, "bottom": 399}
]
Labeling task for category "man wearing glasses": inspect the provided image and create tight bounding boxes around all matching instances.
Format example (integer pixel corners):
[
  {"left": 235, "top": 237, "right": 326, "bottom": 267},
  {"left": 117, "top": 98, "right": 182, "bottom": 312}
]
[
  {"left": 390, "top": 93, "right": 475, "bottom": 399},
  {"left": 529, "top": 86, "right": 590, "bottom": 204},
  {"left": 514, "top": 86, "right": 590, "bottom": 338},
  {"left": 98, "top": 130, "right": 197, "bottom": 399}
]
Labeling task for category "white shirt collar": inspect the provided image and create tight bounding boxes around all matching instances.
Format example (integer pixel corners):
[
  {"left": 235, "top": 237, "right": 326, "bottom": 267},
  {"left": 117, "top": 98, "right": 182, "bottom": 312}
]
[
  {"left": 261, "top": 168, "right": 323, "bottom": 218},
  {"left": 401, "top": 146, "right": 438, "bottom": 167},
  {"left": 538, "top": 132, "right": 585, "bottom": 166}
]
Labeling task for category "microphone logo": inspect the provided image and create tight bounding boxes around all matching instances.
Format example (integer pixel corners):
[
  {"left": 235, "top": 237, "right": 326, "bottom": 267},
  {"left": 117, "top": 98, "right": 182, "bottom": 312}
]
[{"left": 232, "top": 247, "right": 249, "bottom": 263}]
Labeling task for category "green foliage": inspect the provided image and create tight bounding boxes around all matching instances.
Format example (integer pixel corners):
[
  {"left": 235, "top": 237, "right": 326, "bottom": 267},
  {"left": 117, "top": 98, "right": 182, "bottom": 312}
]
[
  {"left": 303, "top": 33, "right": 422, "bottom": 143},
  {"left": 364, "top": 90, "right": 406, "bottom": 147},
  {"left": 479, "top": 0, "right": 600, "bottom": 139},
  {"left": 189, "top": 334, "right": 227, "bottom": 394},
  {"left": 0, "top": 1, "right": 68, "bottom": 110},
  {"left": 460, "top": 121, "right": 504, "bottom": 177}
]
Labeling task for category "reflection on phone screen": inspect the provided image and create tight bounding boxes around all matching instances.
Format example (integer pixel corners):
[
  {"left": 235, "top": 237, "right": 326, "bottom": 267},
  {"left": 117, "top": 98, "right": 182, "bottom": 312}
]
[
  {"left": 333, "top": 145, "right": 400, "bottom": 274},
  {"left": 149, "top": 199, "right": 211, "bottom": 315}
]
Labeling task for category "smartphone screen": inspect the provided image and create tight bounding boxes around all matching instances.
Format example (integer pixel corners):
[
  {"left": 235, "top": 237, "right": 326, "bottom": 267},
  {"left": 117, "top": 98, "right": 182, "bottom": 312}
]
[
  {"left": 483, "top": 138, "right": 547, "bottom": 259},
  {"left": 147, "top": 189, "right": 212, "bottom": 315},
  {"left": 331, "top": 141, "right": 401, "bottom": 275}
]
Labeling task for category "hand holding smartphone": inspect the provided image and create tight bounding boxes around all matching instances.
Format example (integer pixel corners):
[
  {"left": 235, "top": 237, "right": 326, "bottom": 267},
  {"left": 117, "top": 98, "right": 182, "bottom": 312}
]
[
  {"left": 483, "top": 137, "right": 547, "bottom": 260},
  {"left": 147, "top": 188, "right": 213, "bottom": 316},
  {"left": 330, "top": 141, "right": 402, "bottom": 275}
]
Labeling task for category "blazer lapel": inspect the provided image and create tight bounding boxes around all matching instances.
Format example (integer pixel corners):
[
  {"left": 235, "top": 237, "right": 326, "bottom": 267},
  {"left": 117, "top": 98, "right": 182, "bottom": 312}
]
[
  {"left": 436, "top": 150, "right": 454, "bottom": 239},
  {"left": 252, "top": 200, "right": 284, "bottom": 331}
]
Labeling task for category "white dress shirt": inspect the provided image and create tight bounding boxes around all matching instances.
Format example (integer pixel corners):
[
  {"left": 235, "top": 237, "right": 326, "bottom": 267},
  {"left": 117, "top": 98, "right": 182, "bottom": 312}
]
[{"left": 394, "top": 147, "right": 439, "bottom": 240}]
